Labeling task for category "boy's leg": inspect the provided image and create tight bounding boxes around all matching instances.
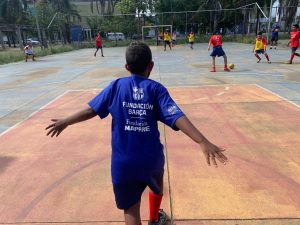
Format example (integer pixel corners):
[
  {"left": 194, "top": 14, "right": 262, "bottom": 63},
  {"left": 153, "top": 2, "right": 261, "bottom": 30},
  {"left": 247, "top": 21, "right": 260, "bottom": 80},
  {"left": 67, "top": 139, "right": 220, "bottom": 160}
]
[
  {"left": 124, "top": 200, "right": 142, "bottom": 225},
  {"left": 223, "top": 54, "right": 230, "bottom": 71},
  {"left": 25, "top": 54, "right": 28, "bottom": 62},
  {"left": 289, "top": 48, "right": 299, "bottom": 63},
  {"left": 255, "top": 52, "right": 261, "bottom": 63},
  {"left": 100, "top": 47, "right": 104, "bottom": 57},
  {"left": 149, "top": 173, "right": 165, "bottom": 224},
  {"left": 169, "top": 42, "right": 172, "bottom": 50},
  {"left": 264, "top": 53, "right": 271, "bottom": 63},
  {"left": 210, "top": 56, "right": 216, "bottom": 72},
  {"left": 164, "top": 41, "right": 166, "bottom": 51},
  {"left": 94, "top": 48, "right": 98, "bottom": 56},
  {"left": 32, "top": 54, "right": 36, "bottom": 61},
  {"left": 270, "top": 40, "right": 273, "bottom": 49}
]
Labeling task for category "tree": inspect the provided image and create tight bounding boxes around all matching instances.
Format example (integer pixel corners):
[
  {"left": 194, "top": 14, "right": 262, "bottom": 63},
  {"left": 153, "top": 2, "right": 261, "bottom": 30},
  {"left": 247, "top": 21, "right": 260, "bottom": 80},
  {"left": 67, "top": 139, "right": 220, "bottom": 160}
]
[
  {"left": 90, "top": 0, "right": 119, "bottom": 14},
  {"left": 278, "top": 0, "right": 299, "bottom": 31}
]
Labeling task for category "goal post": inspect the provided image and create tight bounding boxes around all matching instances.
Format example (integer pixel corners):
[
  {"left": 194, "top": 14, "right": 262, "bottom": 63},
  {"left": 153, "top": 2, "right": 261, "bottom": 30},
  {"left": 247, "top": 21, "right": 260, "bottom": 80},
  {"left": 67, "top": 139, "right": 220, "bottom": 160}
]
[{"left": 142, "top": 25, "right": 172, "bottom": 42}]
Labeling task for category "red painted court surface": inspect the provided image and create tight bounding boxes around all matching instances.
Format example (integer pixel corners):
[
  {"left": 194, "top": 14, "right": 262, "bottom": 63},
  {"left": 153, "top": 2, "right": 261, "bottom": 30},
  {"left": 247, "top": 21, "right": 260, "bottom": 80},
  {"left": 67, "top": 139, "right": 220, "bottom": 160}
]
[{"left": 0, "top": 84, "right": 299, "bottom": 224}]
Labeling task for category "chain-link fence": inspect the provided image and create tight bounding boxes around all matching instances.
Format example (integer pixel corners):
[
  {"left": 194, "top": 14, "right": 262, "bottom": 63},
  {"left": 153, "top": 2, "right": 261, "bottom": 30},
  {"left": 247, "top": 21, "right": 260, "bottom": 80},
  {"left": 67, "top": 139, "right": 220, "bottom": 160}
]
[{"left": 1, "top": 5, "right": 299, "bottom": 50}]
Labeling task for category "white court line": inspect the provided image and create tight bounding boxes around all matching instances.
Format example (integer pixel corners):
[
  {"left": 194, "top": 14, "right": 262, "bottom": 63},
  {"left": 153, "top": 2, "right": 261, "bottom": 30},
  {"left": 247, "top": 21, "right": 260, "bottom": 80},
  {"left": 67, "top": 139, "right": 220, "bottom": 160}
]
[
  {"left": 255, "top": 84, "right": 300, "bottom": 109},
  {"left": 0, "top": 90, "right": 71, "bottom": 137}
]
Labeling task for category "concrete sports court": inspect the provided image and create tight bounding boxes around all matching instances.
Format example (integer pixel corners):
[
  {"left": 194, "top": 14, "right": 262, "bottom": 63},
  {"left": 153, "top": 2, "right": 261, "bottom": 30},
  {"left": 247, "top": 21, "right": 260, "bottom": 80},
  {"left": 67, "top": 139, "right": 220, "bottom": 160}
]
[{"left": 0, "top": 43, "right": 299, "bottom": 225}]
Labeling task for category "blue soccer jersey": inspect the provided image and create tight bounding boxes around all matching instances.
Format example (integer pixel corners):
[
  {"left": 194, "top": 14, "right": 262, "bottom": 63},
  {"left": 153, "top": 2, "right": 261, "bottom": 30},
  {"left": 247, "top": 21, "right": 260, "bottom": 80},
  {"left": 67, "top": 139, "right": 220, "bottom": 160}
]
[{"left": 88, "top": 74, "right": 184, "bottom": 184}]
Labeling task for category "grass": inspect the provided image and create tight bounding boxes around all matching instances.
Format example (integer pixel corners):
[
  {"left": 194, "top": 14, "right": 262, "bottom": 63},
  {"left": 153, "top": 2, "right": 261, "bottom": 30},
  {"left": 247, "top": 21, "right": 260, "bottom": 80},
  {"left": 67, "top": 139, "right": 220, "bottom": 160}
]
[{"left": 0, "top": 34, "right": 291, "bottom": 65}]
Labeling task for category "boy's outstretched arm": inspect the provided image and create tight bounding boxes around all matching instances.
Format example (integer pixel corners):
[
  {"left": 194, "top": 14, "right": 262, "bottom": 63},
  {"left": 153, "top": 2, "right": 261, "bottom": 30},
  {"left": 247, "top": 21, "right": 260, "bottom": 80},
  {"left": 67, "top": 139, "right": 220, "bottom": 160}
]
[
  {"left": 46, "top": 106, "right": 97, "bottom": 137},
  {"left": 175, "top": 115, "right": 228, "bottom": 167}
]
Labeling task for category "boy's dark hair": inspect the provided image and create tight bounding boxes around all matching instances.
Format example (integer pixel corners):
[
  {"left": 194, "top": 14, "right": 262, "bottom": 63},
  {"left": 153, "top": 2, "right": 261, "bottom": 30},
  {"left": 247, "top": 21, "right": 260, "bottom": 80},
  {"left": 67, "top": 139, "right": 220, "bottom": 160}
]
[
  {"left": 213, "top": 31, "right": 219, "bottom": 35},
  {"left": 126, "top": 42, "right": 152, "bottom": 74},
  {"left": 257, "top": 31, "right": 263, "bottom": 35},
  {"left": 293, "top": 24, "right": 299, "bottom": 29}
]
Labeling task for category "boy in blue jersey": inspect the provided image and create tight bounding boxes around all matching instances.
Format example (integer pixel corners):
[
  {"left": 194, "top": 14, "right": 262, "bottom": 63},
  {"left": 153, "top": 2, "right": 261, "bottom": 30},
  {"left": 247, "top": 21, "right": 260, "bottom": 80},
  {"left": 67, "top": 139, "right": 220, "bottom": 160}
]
[{"left": 46, "top": 42, "right": 228, "bottom": 225}]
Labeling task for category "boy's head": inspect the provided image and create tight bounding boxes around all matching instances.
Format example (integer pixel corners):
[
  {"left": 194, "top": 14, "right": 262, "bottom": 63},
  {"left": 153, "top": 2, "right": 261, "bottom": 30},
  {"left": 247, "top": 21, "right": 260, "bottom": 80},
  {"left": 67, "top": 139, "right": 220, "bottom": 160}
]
[
  {"left": 213, "top": 31, "right": 219, "bottom": 35},
  {"left": 257, "top": 32, "right": 263, "bottom": 39},
  {"left": 292, "top": 24, "right": 299, "bottom": 31},
  {"left": 125, "top": 42, "right": 153, "bottom": 77}
]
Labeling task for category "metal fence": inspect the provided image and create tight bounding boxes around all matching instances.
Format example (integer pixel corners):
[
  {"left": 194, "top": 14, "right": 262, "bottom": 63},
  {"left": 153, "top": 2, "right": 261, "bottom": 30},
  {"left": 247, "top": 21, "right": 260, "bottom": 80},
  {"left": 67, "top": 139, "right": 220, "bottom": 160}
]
[{"left": 1, "top": 5, "right": 299, "bottom": 49}]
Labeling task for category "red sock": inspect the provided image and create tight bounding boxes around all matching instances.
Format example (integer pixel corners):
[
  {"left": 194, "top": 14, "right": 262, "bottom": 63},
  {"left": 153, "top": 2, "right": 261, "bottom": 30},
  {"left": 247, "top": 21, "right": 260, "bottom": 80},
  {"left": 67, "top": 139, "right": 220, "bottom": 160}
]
[
  {"left": 295, "top": 53, "right": 300, "bottom": 57},
  {"left": 265, "top": 54, "right": 270, "bottom": 61},
  {"left": 255, "top": 54, "right": 261, "bottom": 60},
  {"left": 149, "top": 192, "right": 163, "bottom": 222},
  {"left": 290, "top": 53, "right": 295, "bottom": 62}
]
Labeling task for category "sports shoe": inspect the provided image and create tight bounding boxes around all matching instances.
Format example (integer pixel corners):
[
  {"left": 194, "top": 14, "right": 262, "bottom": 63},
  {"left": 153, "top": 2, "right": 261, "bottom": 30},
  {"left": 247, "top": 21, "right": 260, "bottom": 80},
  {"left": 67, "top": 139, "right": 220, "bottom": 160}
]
[
  {"left": 257, "top": 59, "right": 261, "bottom": 63},
  {"left": 268, "top": 61, "right": 271, "bottom": 64},
  {"left": 286, "top": 61, "right": 292, "bottom": 64},
  {"left": 270, "top": 47, "right": 272, "bottom": 49},
  {"left": 210, "top": 67, "right": 216, "bottom": 72},
  {"left": 224, "top": 67, "right": 230, "bottom": 72},
  {"left": 148, "top": 209, "right": 170, "bottom": 225}
]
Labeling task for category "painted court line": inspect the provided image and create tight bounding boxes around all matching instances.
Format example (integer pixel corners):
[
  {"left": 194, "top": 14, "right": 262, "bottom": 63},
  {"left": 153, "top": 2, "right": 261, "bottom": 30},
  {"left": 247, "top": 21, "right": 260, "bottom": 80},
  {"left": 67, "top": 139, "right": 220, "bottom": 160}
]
[
  {"left": 255, "top": 84, "right": 300, "bottom": 109},
  {"left": 0, "top": 90, "right": 71, "bottom": 137}
]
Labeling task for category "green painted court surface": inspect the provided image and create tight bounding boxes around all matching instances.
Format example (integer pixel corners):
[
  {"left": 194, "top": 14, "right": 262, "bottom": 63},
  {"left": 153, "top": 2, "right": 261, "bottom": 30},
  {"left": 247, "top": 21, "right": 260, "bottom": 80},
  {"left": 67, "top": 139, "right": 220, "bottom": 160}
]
[{"left": 0, "top": 43, "right": 299, "bottom": 224}]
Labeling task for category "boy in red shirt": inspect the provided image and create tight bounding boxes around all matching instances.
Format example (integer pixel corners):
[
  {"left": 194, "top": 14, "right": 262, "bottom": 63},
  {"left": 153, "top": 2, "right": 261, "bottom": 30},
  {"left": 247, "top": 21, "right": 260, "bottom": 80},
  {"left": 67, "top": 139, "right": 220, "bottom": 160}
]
[
  {"left": 94, "top": 32, "right": 104, "bottom": 57},
  {"left": 288, "top": 24, "right": 300, "bottom": 64},
  {"left": 207, "top": 31, "right": 230, "bottom": 72}
]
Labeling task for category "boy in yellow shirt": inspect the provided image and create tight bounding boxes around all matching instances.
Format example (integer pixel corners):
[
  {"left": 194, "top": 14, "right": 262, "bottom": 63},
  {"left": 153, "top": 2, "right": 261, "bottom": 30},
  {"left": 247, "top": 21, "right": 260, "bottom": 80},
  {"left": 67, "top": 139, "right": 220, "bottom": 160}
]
[
  {"left": 188, "top": 32, "right": 195, "bottom": 49},
  {"left": 163, "top": 30, "right": 172, "bottom": 51},
  {"left": 253, "top": 32, "right": 271, "bottom": 64}
]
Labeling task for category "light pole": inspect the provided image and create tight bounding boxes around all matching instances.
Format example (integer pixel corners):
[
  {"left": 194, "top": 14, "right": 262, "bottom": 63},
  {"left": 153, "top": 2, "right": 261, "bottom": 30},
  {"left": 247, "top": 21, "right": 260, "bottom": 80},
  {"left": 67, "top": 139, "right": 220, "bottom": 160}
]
[
  {"left": 267, "top": 0, "right": 273, "bottom": 43},
  {"left": 33, "top": 0, "right": 43, "bottom": 50}
]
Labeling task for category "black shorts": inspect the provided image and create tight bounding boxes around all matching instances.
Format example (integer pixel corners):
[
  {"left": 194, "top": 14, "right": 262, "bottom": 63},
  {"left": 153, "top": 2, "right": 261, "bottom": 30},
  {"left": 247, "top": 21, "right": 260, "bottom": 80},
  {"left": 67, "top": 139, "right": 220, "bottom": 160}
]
[
  {"left": 96, "top": 46, "right": 102, "bottom": 50},
  {"left": 113, "top": 171, "right": 163, "bottom": 210},
  {"left": 291, "top": 47, "right": 298, "bottom": 53},
  {"left": 271, "top": 36, "right": 278, "bottom": 42},
  {"left": 255, "top": 50, "right": 265, "bottom": 54},
  {"left": 210, "top": 46, "right": 225, "bottom": 57}
]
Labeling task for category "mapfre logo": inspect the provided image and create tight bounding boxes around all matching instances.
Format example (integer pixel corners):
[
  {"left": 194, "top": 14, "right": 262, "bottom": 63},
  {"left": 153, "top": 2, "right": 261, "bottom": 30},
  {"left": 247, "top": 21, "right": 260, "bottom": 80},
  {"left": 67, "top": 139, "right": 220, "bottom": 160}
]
[{"left": 133, "top": 86, "right": 144, "bottom": 100}]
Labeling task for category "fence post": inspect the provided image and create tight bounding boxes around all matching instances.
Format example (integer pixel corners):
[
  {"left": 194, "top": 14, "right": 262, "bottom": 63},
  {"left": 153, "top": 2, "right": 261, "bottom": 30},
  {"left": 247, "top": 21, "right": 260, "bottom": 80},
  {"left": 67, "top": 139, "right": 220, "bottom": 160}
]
[{"left": 0, "top": 30, "right": 5, "bottom": 50}]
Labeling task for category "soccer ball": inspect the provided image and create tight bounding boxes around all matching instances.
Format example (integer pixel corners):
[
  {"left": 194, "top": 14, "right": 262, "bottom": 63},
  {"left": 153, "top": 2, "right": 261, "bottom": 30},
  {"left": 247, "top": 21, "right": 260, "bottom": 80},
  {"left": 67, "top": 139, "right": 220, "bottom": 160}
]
[{"left": 229, "top": 63, "right": 235, "bottom": 69}]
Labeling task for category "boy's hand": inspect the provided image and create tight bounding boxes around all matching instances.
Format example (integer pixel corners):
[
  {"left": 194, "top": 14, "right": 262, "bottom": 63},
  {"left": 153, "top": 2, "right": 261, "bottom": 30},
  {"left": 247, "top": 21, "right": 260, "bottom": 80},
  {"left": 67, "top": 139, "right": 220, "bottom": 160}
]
[
  {"left": 200, "top": 140, "right": 228, "bottom": 167},
  {"left": 46, "top": 119, "right": 68, "bottom": 137},
  {"left": 207, "top": 47, "right": 210, "bottom": 51}
]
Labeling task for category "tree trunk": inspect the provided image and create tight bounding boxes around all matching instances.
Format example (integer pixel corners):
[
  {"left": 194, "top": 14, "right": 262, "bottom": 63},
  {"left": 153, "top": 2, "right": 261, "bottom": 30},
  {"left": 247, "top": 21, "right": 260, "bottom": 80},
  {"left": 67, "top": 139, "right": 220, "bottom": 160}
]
[
  {"left": 255, "top": 7, "right": 260, "bottom": 35},
  {"left": 16, "top": 26, "right": 23, "bottom": 50},
  {"left": 0, "top": 31, "right": 5, "bottom": 50}
]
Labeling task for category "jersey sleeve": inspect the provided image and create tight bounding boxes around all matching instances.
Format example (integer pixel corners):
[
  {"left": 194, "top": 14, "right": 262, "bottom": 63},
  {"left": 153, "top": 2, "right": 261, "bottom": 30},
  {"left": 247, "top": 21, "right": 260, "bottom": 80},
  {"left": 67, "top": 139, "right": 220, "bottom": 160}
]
[
  {"left": 155, "top": 85, "right": 184, "bottom": 130},
  {"left": 262, "top": 38, "right": 267, "bottom": 46},
  {"left": 88, "top": 81, "right": 115, "bottom": 119}
]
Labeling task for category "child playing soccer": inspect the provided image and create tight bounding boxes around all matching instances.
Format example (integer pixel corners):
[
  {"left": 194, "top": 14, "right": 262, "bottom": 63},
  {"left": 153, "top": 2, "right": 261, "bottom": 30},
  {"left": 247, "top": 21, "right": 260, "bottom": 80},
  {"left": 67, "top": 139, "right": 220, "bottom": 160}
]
[
  {"left": 24, "top": 42, "right": 36, "bottom": 62},
  {"left": 253, "top": 32, "right": 271, "bottom": 64},
  {"left": 46, "top": 42, "right": 228, "bottom": 225},
  {"left": 94, "top": 32, "right": 104, "bottom": 57},
  {"left": 207, "top": 31, "right": 230, "bottom": 72},
  {"left": 188, "top": 31, "right": 195, "bottom": 49},
  {"left": 163, "top": 30, "right": 172, "bottom": 51},
  {"left": 270, "top": 24, "right": 280, "bottom": 50},
  {"left": 288, "top": 24, "right": 300, "bottom": 64}
]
